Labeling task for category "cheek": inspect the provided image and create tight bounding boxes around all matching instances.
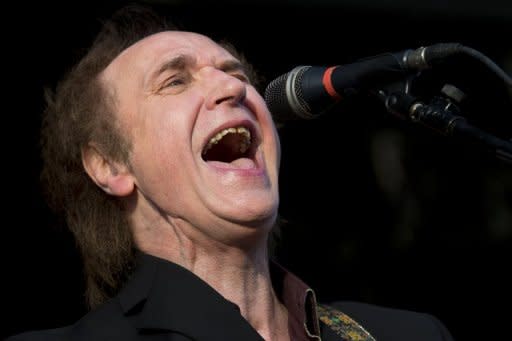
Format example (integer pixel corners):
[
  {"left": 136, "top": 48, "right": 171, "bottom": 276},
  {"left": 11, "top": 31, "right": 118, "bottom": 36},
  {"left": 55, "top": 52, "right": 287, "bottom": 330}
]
[
  {"left": 130, "top": 106, "right": 186, "bottom": 160},
  {"left": 274, "top": 131, "right": 282, "bottom": 168},
  {"left": 141, "top": 131, "right": 188, "bottom": 178},
  {"left": 130, "top": 137, "right": 192, "bottom": 210},
  {"left": 129, "top": 115, "right": 186, "bottom": 181}
]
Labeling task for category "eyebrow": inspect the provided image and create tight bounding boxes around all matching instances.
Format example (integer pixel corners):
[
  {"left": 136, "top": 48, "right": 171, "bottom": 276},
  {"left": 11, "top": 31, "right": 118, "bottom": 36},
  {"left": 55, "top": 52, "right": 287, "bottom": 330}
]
[
  {"left": 149, "top": 55, "right": 247, "bottom": 86},
  {"left": 217, "top": 59, "right": 246, "bottom": 75},
  {"left": 150, "top": 54, "right": 192, "bottom": 85}
]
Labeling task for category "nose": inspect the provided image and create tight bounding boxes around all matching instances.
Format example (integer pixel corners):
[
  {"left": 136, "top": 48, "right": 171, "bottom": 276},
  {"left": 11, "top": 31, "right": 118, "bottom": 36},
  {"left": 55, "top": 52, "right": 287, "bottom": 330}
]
[{"left": 204, "top": 69, "right": 247, "bottom": 110}]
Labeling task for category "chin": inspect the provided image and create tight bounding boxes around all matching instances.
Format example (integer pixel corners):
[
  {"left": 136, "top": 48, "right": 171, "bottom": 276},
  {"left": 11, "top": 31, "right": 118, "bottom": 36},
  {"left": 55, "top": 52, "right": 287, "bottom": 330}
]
[{"left": 222, "top": 200, "right": 279, "bottom": 229}]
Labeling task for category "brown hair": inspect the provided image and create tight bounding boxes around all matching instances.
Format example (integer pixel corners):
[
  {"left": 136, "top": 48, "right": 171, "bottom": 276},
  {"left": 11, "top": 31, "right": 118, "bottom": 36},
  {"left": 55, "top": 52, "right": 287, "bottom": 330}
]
[{"left": 41, "top": 5, "right": 172, "bottom": 309}]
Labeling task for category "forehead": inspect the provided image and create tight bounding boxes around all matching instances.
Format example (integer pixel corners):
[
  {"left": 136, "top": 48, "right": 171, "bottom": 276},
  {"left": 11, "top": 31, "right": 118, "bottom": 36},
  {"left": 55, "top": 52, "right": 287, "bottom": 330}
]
[{"left": 103, "top": 31, "right": 236, "bottom": 80}]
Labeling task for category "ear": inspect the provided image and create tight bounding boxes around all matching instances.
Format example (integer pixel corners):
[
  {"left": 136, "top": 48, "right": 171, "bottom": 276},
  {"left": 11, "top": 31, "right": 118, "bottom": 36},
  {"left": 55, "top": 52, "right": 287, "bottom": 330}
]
[{"left": 82, "top": 144, "right": 135, "bottom": 197}]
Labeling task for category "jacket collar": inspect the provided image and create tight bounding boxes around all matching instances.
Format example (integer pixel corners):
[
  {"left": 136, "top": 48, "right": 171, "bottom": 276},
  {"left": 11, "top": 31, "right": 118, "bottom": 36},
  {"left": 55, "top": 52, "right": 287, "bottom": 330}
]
[
  {"left": 270, "top": 261, "right": 321, "bottom": 338},
  {"left": 118, "top": 252, "right": 264, "bottom": 340}
]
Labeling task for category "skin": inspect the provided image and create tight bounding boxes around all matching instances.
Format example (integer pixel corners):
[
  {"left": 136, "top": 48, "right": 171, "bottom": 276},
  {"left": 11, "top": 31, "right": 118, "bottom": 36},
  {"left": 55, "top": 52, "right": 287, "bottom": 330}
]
[{"left": 82, "top": 32, "right": 287, "bottom": 340}]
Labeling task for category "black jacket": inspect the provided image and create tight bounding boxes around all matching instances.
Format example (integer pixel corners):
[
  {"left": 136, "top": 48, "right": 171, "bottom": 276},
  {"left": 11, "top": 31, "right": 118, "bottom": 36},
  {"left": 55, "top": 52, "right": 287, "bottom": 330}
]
[{"left": 7, "top": 254, "right": 454, "bottom": 340}]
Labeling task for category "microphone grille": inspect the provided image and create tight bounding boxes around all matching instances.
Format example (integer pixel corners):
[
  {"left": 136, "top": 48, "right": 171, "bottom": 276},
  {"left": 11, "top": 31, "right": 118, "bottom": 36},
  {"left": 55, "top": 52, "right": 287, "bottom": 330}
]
[
  {"left": 264, "top": 66, "right": 311, "bottom": 122},
  {"left": 264, "top": 71, "right": 292, "bottom": 123}
]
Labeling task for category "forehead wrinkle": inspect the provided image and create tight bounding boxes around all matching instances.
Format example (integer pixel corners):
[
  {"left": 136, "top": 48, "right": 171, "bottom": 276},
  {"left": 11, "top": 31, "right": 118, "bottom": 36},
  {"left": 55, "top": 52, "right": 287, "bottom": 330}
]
[
  {"left": 151, "top": 53, "right": 243, "bottom": 77},
  {"left": 145, "top": 54, "right": 245, "bottom": 92},
  {"left": 101, "top": 31, "right": 245, "bottom": 96}
]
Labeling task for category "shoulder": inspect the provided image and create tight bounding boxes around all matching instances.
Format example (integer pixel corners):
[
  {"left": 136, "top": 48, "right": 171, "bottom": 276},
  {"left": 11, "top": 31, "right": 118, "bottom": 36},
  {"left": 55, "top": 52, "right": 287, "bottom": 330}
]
[
  {"left": 319, "top": 301, "right": 454, "bottom": 341},
  {"left": 5, "top": 299, "right": 133, "bottom": 341},
  {"left": 5, "top": 326, "right": 72, "bottom": 341}
]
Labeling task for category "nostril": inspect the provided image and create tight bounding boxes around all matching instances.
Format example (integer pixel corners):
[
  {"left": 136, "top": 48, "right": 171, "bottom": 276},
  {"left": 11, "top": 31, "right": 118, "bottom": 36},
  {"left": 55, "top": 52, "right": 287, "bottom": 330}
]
[{"left": 215, "top": 95, "right": 235, "bottom": 105}]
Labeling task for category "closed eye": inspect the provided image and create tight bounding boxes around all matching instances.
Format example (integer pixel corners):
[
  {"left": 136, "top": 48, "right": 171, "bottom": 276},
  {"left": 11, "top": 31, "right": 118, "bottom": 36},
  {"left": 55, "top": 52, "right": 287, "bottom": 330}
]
[
  {"left": 231, "top": 73, "right": 250, "bottom": 83},
  {"left": 163, "top": 73, "right": 189, "bottom": 87},
  {"left": 165, "top": 78, "right": 185, "bottom": 87},
  {"left": 158, "top": 73, "right": 191, "bottom": 93}
]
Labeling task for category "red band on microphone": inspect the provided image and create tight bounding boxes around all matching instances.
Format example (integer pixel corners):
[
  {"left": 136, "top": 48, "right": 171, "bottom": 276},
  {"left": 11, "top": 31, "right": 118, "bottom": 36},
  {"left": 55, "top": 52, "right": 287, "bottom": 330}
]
[{"left": 322, "top": 66, "right": 342, "bottom": 101}]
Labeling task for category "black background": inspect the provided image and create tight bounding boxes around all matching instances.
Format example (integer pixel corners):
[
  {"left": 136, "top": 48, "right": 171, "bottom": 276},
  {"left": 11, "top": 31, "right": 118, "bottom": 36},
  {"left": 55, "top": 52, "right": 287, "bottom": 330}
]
[{"left": 3, "top": 0, "right": 512, "bottom": 340}]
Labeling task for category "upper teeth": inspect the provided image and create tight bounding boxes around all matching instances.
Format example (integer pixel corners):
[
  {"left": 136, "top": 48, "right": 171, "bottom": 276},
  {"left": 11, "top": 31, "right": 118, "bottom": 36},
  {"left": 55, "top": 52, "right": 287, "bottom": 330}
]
[{"left": 203, "top": 126, "right": 252, "bottom": 155}]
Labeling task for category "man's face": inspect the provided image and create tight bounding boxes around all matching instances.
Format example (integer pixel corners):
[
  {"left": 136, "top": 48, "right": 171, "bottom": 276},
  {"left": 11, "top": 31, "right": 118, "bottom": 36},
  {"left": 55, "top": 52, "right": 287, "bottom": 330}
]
[{"left": 101, "top": 31, "right": 280, "bottom": 240}]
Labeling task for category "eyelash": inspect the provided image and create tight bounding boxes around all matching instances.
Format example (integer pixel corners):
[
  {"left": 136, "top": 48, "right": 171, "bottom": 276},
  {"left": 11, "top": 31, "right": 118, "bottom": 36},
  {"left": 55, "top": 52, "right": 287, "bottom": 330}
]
[
  {"left": 164, "top": 77, "right": 186, "bottom": 88},
  {"left": 232, "top": 73, "right": 250, "bottom": 83}
]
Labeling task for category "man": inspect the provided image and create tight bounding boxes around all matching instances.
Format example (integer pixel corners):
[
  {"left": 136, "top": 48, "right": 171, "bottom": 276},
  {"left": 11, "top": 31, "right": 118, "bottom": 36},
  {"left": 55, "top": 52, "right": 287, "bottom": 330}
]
[{"left": 8, "top": 4, "right": 454, "bottom": 340}]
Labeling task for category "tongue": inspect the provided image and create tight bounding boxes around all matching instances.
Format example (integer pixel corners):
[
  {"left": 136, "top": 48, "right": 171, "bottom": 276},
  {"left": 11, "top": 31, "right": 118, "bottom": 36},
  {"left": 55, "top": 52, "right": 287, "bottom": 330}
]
[
  {"left": 207, "top": 157, "right": 256, "bottom": 170},
  {"left": 229, "top": 157, "right": 256, "bottom": 169}
]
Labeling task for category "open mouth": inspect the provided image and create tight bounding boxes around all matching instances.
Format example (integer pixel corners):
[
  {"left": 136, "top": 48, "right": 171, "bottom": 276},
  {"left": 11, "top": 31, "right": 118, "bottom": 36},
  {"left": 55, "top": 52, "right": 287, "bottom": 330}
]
[{"left": 201, "top": 125, "right": 257, "bottom": 164}]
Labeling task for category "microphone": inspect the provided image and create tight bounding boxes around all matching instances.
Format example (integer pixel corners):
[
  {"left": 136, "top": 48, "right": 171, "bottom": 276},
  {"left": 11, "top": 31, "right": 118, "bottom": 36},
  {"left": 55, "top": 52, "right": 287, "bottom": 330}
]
[{"left": 264, "top": 43, "right": 462, "bottom": 121}]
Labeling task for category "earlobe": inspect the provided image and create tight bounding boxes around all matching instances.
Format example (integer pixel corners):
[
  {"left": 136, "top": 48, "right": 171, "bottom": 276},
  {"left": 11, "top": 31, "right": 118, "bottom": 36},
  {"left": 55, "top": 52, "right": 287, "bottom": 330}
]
[{"left": 82, "top": 144, "right": 135, "bottom": 197}]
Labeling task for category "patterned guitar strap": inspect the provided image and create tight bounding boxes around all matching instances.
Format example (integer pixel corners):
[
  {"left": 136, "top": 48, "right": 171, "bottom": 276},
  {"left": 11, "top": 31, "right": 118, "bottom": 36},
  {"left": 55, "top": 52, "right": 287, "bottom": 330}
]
[{"left": 317, "top": 304, "right": 376, "bottom": 341}]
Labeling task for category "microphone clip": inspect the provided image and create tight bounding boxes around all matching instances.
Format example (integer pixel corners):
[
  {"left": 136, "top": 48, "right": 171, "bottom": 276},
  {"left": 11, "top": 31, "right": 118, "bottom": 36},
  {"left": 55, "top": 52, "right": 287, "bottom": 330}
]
[{"left": 382, "top": 86, "right": 512, "bottom": 164}]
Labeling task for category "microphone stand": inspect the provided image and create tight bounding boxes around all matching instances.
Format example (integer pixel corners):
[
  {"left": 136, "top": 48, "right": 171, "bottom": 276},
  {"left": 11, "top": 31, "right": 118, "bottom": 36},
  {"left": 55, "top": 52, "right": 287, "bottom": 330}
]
[{"left": 381, "top": 85, "right": 512, "bottom": 164}]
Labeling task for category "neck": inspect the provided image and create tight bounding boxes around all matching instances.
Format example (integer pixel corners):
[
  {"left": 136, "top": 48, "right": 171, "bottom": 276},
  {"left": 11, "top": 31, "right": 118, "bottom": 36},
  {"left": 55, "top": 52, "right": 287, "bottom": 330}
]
[
  {"left": 132, "top": 214, "right": 289, "bottom": 340},
  {"left": 189, "top": 245, "right": 289, "bottom": 341}
]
